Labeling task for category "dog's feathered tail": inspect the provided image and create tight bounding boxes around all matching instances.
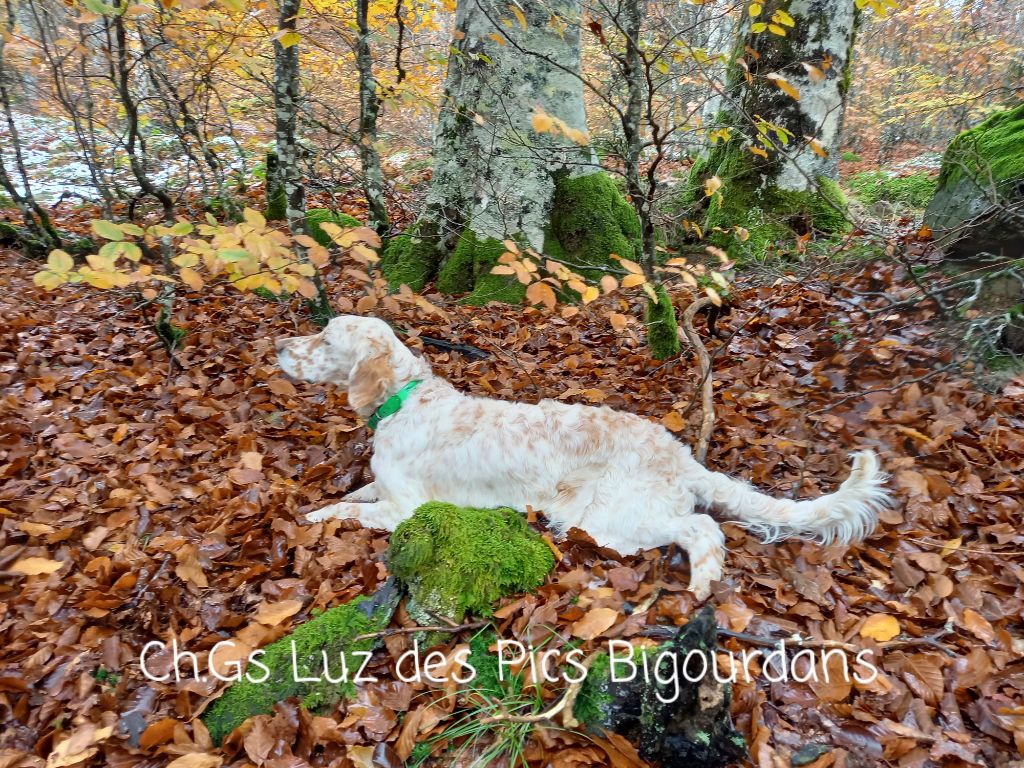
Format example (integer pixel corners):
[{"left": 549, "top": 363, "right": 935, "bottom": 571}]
[{"left": 687, "top": 450, "right": 890, "bottom": 545}]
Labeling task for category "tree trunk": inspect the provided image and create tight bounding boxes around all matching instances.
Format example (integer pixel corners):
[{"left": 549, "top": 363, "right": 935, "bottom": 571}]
[
  {"left": 355, "top": 0, "right": 389, "bottom": 238},
  {"left": 274, "top": 0, "right": 305, "bottom": 233},
  {"left": 689, "top": 0, "right": 858, "bottom": 260},
  {"left": 382, "top": 0, "right": 643, "bottom": 305}
]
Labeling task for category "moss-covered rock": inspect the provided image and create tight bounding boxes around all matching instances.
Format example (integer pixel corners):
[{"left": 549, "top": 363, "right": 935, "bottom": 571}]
[
  {"left": 645, "top": 282, "right": 681, "bottom": 359},
  {"left": 202, "top": 589, "right": 398, "bottom": 745},
  {"left": 924, "top": 104, "right": 1024, "bottom": 258},
  {"left": 847, "top": 170, "right": 938, "bottom": 209},
  {"left": 305, "top": 208, "right": 361, "bottom": 247},
  {"left": 388, "top": 503, "right": 555, "bottom": 623}
]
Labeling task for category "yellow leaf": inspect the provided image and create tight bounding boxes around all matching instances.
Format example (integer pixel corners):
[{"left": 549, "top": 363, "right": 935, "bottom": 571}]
[
  {"left": 617, "top": 257, "right": 644, "bottom": 275},
  {"left": 749, "top": 145, "right": 769, "bottom": 159},
  {"left": 219, "top": 0, "right": 244, "bottom": 12},
  {"left": 48, "top": 250, "right": 74, "bottom": 273},
  {"left": 703, "top": 175, "right": 722, "bottom": 197},
  {"left": 608, "top": 312, "right": 628, "bottom": 331},
  {"left": 773, "top": 9, "right": 795, "bottom": 26},
  {"left": 860, "top": 613, "right": 900, "bottom": 642},
  {"left": 525, "top": 281, "right": 557, "bottom": 310},
  {"left": 487, "top": 32, "right": 506, "bottom": 46},
  {"left": 278, "top": 31, "right": 301, "bottom": 48},
  {"left": 296, "top": 278, "right": 318, "bottom": 299},
  {"left": 704, "top": 286, "right": 722, "bottom": 306},
  {"left": 621, "top": 273, "right": 646, "bottom": 289},
  {"left": 254, "top": 599, "right": 303, "bottom": 626},
  {"left": 806, "top": 137, "right": 829, "bottom": 159},
  {"left": 580, "top": 285, "right": 599, "bottom": 304},
  {"left": 243, "top": 207, "right": 266, "bottom": 228},
  {"left": 751, "top": 21, "right": 767, "bottom": 32},
  {"left": 179, "top": 267, "right": 204, "bottom": 291},
  {"left": 748, "top": 2, "right": 762, "bottom": 16},
  {"left": 91, "top": 219, "right": 124, "bottom": 241},
  {"left": 531, "top": 110, "right": 554, "bottom": 134},
  {"left": 571, "top": 607, "right": 618, "bottom": 640},
  {"left": 768, "top": 23, "right": 786, "bottom": 35},
  {"left": 510, "top": 4, "right": 527, "bottom": 29},
  {"left": 12, "top": 556, "right": 64, "bottom": 575},
  {"left": 766, "top": 73, "right": 799, "bottom": 100},
  {"left": 662, "top": 411, "right": 685, "bottom": 432},
  {"left": 34, "top": 270, "right": 66, "bottom": 290}
]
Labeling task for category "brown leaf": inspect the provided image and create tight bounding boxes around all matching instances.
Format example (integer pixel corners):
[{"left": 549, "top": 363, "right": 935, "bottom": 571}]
[{"left": 571, "top": 607, "right": 619, "bottom": 640}]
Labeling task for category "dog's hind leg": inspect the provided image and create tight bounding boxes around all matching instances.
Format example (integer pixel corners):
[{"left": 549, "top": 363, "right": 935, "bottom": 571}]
[{"left": 664, "top": 514, "right": 725, "bottom": 602}]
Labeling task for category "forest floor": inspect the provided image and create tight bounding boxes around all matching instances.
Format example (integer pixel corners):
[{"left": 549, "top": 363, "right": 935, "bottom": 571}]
[{"left": 1, "top": 231, "right": 1023, "bottom": 767}]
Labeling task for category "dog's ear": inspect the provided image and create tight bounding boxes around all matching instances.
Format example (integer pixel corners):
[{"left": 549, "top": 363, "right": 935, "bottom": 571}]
[{"left": 347, "top": 351, "right": 394, "bottom": 411}]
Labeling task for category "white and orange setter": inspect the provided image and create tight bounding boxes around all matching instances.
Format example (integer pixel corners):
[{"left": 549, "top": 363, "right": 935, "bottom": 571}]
[{"left": 276, "top": 315, "right": 890, "bottom": 600}]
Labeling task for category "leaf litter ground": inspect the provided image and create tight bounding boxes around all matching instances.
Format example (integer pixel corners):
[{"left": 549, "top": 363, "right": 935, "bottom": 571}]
[{"left": 0, "top": 247, "right": 1022, "bottom": 768}]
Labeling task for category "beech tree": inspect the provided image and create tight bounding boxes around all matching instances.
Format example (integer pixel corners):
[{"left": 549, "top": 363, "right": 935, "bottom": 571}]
[
  {"left": 687, "top": 0, "right": 860, "bottom": 259},
  {"left": 382, "top": 0, "right": 643, "bottom": 306}
]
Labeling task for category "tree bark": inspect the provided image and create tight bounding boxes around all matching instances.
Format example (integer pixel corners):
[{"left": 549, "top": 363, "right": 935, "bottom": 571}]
[
  {"left": 382, "top": 0, "right": 643, "bottom": 303},
  {"left": 274, "top": 0, "right": 305, "bottom": 234},
  {"left": 689, "top": 0, "right": 859, "bottom": 259},
  {"left": 355, "top": 0, "right": 389, "bottom": 238}
]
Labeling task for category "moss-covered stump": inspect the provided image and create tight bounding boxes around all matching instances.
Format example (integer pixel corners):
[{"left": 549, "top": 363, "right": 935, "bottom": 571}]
[
  {"left": 924, "top": 104, "right": 1024, "bottom": 259},
  {"left": 388, "top": 503, "right": 555, "bottom": 624},
  {"left": 574, "top": 606, "right": 745, "bottom": 768},
  {"left": 381, "top": 220, "right": 445, "bottom": 293},
  {"left": 684, "top": 140, "right": 850, "bottom": 261},
  {"left": 382, "top": 171, "right": 642, "bottom": 304},
  {"left": 202, "top": 580, "right": 401, "bottom": 745},
  {"left": 305, "top": 208, "right": 361, "bottom": 247},
  {"left": 645, "top": 282, "right": 681, "bottom": 360}
]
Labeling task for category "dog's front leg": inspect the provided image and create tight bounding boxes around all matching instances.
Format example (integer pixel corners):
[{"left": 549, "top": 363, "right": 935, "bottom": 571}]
[
  {"left": 305, "top": 498, "right": 404, "bottom": 530},
  {"left": 343, "top": 482, "right": 378, "bottom": 503}
]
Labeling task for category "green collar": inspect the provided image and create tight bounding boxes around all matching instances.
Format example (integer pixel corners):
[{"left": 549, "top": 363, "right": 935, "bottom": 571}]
[{"left": 367, "top": 379, "right": 423, "bottom": 430}]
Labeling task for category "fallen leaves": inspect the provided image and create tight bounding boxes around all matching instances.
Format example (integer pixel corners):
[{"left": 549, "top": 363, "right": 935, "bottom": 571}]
[
  {"left": 10, "top": 556, "right": 64, "bottom": 575},
  {"left": 3, "top": 246, "right": 1024, "bottom": 767}
]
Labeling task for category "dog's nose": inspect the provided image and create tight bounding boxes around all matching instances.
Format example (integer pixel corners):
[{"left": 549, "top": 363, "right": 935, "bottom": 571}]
[{"left": 275, "top": 338, "right": 289, "bottom": 353}]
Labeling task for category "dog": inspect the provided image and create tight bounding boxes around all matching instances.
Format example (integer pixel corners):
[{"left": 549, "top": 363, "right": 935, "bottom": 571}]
[{"left": 276, "top": 315, "right": 890, "bottom": 600}]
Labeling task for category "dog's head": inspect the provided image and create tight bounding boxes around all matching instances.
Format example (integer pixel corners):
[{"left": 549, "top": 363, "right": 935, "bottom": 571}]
[{"left": 276, "top": 315, "right": 427, "bottom": 414}]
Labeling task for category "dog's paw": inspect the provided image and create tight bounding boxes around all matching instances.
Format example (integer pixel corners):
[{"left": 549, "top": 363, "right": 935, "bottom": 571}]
[{"left": 304, "top": 506, "right": 344, "bottom": 524}]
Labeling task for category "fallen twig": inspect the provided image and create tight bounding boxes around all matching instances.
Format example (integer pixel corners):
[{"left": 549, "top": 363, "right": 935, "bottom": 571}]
[
  {"left": 680, "top": 297, "right": 716, "bottom": 463},
  {"left": 351, "top": 619, "right": 487, "bottom": 643}
]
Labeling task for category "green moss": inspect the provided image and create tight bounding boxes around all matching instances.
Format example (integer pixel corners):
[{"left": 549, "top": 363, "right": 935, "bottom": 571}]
[
  {"left": 689, "top": 140, "right": 850, "bottom": 261},
  {"left": 305, "top": 208, "right": 361, "bottom": 247},
  {"left": 265, "top": 151, "right": 286, "bottom": 221},
  {"left": 936, "top": 103, "right": 1024, "bottom": 192},
  {"left": 645, "top": 282, "right": 680, "bottom": 359},
  {"left": 573, "top": 651, "right": 614, "bottom": 727},
  {"left": 202, "top": 596, "right": 391, "bottom": 744},
  {"left": 388, "top": 503, "right": 554, "bottom": 621},
  {"left": 847, "top": 170, "right": 938, "bottom": 208},
  {"left": 548, "top": 171, "right": 642, "bottom": 279},
  {"left": 381, "top": 221, "right": 443, "bottom": 292},
  {"left": 437, "top": 227, "right": 523, "bottom": 305}
]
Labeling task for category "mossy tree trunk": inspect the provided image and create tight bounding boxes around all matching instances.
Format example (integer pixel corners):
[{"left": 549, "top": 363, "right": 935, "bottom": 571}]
[
  {"left": 689, "top": 0, "right": 858, "bottom": 259},
  {"left": 382, "top": 0, "right": 641, "bottom": 305},
  {"left": 355, "top": 0, "right": 389, "bottom": 238}
]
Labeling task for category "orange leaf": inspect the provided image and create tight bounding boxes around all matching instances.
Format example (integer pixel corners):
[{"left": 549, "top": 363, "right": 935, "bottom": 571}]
[
  {"left": 571, "top": 607, "right": 619, "bottom": 640},
  {"left": 860, "top": 613, "right": 900, "bottom": 642}
]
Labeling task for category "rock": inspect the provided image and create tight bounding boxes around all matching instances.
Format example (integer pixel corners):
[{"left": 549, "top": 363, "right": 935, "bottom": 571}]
[{"left": 924, "top": 104, "right": 1024, "bottom": 259}]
